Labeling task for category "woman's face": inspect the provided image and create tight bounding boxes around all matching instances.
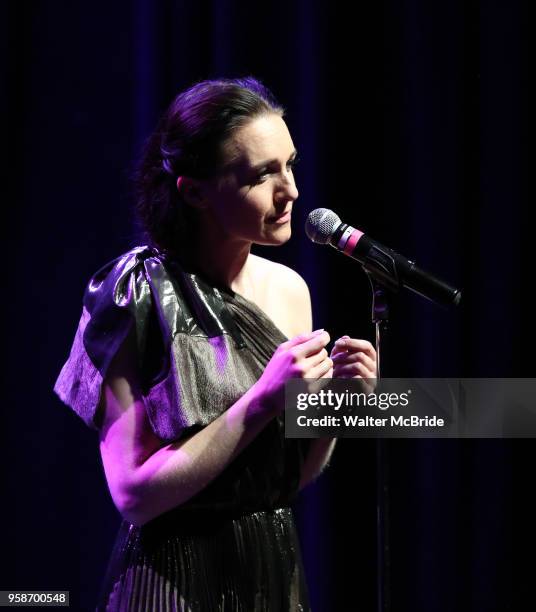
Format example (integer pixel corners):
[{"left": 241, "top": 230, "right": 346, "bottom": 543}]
[{"left": 201, "top": 113, "right": 299, "bottom": 246}]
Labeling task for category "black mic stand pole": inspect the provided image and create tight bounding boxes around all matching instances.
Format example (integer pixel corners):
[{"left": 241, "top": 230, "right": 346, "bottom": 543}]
[{"left": 366, "top": 273, "right": 391, "bottom": 612}]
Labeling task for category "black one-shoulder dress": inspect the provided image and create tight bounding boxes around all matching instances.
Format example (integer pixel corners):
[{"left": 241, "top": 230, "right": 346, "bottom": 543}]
[{"left": 54, "top": 246, "right": 312, "bottom": 611}]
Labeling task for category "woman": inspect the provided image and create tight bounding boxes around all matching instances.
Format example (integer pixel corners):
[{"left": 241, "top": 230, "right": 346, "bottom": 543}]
[{"left": 54, "top": 77, "right": 377, "bottom": 611}]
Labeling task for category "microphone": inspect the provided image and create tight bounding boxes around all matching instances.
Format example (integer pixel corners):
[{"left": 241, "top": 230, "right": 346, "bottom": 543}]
[{"left": 305, "top": 208, "right": 461, "bottom": 307}]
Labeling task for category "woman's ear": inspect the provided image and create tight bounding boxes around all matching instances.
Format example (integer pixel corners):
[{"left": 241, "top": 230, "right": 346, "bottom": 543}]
[{"left": 176, "top": 176, "right": 210, "bottom": 210}]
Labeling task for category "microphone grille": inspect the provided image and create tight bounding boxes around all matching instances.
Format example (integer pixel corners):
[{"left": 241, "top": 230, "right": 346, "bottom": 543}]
[{"left": 305, "top": 208, "right": 341, "bottom": 244}]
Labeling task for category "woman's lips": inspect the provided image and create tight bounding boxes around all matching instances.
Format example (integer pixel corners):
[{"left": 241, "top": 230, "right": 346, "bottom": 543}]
[{"left": 270, "top": 210, "right": 291, "bottom": 224}]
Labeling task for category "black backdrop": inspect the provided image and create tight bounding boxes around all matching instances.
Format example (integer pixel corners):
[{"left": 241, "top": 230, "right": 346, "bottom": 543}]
[{"left": 3, "top": 1, "right": 533, "bottom": 610}]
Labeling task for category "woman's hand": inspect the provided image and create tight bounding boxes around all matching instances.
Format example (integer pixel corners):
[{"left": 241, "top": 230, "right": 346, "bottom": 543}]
[
  {"left": 254, "top": 329, "right": 332, "bottom": 416},
  {"left": 330, "top": 336, "right": 377, "bottom": 394}
]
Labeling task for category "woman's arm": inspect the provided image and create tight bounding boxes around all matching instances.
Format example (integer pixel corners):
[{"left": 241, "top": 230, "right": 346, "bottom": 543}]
[
  {"left": 283, "top": 269, "right": 378, "bottom": 490},
  {"left": 298, "top": 438, "right": 337, "bottom": 490},
  {"left": 280, "top": 267, "right": 338, "bottom": 491},
  {"left": 98, "top": 325, "right": 332, "bottom": 527}
]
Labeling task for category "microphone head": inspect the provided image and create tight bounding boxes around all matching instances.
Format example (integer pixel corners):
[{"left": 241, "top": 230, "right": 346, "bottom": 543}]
[{"left": 305, "top": 208, "right": 341, "bottom": 244}]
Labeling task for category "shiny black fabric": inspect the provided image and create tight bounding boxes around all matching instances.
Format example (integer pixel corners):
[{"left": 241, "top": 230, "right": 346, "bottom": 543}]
[
  {"left": 54, "top": 245, "right": 311, "bottom": 611},
  {"left": 97, "top": 507, "right": 309, "bottom": 611},
  {"left": 54, "top": 245, "right": 251, "bottom": 441}
]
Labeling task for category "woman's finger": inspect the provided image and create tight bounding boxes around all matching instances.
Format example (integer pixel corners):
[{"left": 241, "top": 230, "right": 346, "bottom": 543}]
[
  {"left": 293, "top": 331, "right": 331, "bottom": 359},
  {"left": 333, "top": 362, "right": 376, "bottom": 379},
  {"left": 331, "top": 351, "right": 376, "bottom": 372},
  {"left": 331, "top": 337, "right": 376, "bottom": 359},
  {"left": 308, "top": 357, "right": 334, "bottom": 380},
  {"left": 303, "top": 348, "right": 330, "bottom": 370},
  {"left": 284, "top": 329, "right": 327, "bottom": 350}
]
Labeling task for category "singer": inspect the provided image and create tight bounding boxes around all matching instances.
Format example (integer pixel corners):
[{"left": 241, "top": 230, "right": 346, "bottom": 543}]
[{"left": 54, "top": 77, "right": 376, "bottom": 611}]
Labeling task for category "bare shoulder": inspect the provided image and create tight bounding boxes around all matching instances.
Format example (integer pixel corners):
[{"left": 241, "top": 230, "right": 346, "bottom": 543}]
[
  {"left": 250, "top": 254, "right": 312, "bottom": 337},
  {"left": 250, "top": 254, "right": 309, "bottom": 295}
]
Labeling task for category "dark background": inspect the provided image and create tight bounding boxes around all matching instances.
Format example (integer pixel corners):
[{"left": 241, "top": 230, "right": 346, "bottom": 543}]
[{"left": 3, "top": 1, "right": 532, "bottom": 610}]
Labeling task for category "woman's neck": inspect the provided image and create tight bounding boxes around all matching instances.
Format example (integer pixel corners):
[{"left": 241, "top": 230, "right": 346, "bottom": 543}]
[{"left": 179, "top": 222, "right": 255, "bottom": 297}]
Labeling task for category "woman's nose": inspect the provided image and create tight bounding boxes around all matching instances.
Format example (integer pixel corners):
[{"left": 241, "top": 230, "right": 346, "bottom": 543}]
[{"left": 277, "top": 171, "right": 299, "bottom": 201}]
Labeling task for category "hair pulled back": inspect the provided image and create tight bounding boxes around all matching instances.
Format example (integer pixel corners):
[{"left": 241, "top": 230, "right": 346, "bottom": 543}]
[{"left": 134, "top": 76, "right": 285, "bottom": 255}]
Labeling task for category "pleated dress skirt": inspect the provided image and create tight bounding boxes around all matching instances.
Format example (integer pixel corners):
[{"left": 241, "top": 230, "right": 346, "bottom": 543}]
[{"left": 96, "top": 506, "right": 311, "bottom": 612}]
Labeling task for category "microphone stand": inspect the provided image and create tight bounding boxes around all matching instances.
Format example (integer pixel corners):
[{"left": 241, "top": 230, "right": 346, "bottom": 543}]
[{"left": 366, "top": 273, "right": 391, "bottom": 612}]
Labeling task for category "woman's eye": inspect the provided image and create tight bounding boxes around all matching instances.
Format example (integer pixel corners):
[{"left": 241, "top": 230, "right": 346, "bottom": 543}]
[
  {"left": 253, "top": 157, "right": 300, "bottom": 184},
  {"left": 254, "top": 172, "right": 269, "bottom": 184}
]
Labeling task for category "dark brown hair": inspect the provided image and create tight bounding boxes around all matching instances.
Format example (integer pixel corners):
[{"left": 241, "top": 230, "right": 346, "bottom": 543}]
[{"left": 133, "top": 76, "right": 285, "bottom": 255}]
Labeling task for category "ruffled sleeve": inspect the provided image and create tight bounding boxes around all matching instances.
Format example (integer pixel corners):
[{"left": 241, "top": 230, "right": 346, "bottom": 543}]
[
  {"left": 54, "top": 248, "right": 150, "bottom": 427},
  {"left": 54, "top": 245, "right": 259, "bottom": 443},
  {"left": 53, "top": 246, "right": 196, "bottom": 441}
]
